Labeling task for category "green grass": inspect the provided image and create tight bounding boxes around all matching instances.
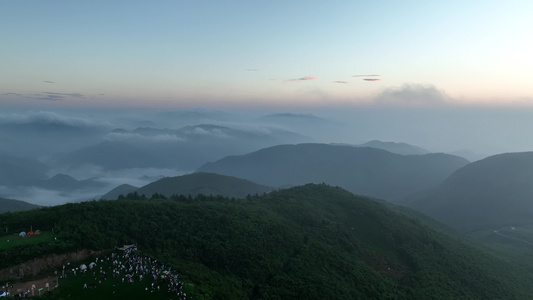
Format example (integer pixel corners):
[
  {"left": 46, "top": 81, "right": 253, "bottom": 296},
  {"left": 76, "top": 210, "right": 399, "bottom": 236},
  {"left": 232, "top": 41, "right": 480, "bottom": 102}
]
[{"left": 0, "top": 231, "right": 53, "bottom": 250}]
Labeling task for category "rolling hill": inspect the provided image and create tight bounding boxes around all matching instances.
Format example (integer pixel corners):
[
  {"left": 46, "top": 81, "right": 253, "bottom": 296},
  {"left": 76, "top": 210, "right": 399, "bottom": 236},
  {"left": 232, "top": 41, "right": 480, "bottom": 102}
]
[
  {"left": 404, "top": 152, "right": 533, "bottom": 232},
  {"left": 2, "top": 184, "right": 533, "bottom": 299},
  {"left": 126, "top": 172, "right": 272, "bottom": 199},
  {"left": 0, "top": 197, "right": 41, "bottom": 213},
  {"left": 197, "top": 143, "right": 469, "bottom": 201}
]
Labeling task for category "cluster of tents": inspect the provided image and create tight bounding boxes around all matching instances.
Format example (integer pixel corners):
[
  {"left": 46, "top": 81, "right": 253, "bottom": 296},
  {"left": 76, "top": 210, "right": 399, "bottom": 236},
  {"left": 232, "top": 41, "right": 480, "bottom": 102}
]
[
  {"left": 18, "top": 230, "right": 41, "bottom": 237},
  {"left": 79, "top": 262, "right": 97, "bottom": 272}
]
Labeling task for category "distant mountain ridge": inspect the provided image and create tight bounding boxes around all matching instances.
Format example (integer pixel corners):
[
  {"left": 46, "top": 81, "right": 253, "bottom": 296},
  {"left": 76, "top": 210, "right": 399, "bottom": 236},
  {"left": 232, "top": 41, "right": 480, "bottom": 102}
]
[
  {"left": 0, "top": 197, "right": 41, "bottom": 213},
  {"left": 30, "top": 174, "right": 105, "bottom": 191},
  {"left": 197, "top": 143, "right": 469, "bottom": 201},
  {"left": 256, "top": 113, "right": 339, "bottom": 141},
  {"left": 100, "top": 184, "right": 138, "bottom": 200},
  {"left": 102, "top": 173, "right": 273, "bottom": 199},
  {"left": 356, "top": 140, "right": 429, "bottom": 155},
  {"left": 58, "top": 124, "right": 312, "bottom": 171},
  {"left": 404, "top": 151, "right": 533, "bottom": 231}
]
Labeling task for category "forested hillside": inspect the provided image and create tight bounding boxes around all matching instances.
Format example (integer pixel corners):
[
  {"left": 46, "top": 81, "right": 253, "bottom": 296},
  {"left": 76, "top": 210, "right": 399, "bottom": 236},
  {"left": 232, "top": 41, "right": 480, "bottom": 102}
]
[{"left": 1, "top": 184, "right": 532, "bottom": 299}]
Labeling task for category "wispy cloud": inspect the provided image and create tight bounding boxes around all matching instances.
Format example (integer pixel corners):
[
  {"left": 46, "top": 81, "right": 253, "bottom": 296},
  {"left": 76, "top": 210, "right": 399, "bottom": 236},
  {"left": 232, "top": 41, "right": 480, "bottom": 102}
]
[
  {"left": 45, "top": 92, "right": 85, "bottom": 98},
  {"left": 42, "top": 81, "right": 54, "bottom": 84},
  {"left": 2, "top": 90, "right": 93, "bottom": 102},
  {"left": 33, "top": 94, "right": 63, "bottom": 101},
  {"left": 353, "top": 74, "right": 381, "bottom": 77},
  {"left": 246, "top": 69, "right": 259, "bottom": 71},
  {"left": 363, "top": 78, "right": 381, "bottom": 81},
  {"left": 374, "top": 83, "right": 450, "bottom": 106},
  {"left": 334, "top": 81, "right": 349, "bottom": 84},
  {"left": 285, "top": 75, "right": 317, "bottom": 82},
  {"left": 31, "top": 92, "right": 87, "bottom": 101}
]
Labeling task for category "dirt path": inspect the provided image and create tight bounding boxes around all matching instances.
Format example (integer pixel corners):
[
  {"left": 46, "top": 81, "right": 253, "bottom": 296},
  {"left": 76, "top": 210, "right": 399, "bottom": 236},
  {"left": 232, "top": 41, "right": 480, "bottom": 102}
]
[
  {"left": 7, "top": 276, "right": 58, "bottom": 297},
  {"left": 493, "top": 230, "right": 533, "bottom": 246},
  {"left": 0, "top": 249, "right": 103, "bottom": 282}
]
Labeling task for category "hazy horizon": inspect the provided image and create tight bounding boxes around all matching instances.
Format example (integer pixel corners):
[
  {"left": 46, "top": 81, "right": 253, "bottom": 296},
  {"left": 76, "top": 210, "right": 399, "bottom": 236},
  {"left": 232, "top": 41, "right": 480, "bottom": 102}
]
[{"left": 1, "top": 1, "right": 532, "bottom": 109}]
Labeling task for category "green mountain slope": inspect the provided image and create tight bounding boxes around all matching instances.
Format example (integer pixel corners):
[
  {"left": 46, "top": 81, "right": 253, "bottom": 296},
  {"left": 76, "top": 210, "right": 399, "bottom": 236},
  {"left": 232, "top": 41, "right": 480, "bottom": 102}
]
[
  {"left": 405, "top": 152, "right": 533, "bottom": 232},
  {"left": 0, "top": 197, "right": 41, "bottom": 213},
  {"left": 134, "top": 172, "right": 273, "bottom": 198},
  {"left": 197, "top": 143, "right": 469, "bottom": 201},
  {"left": 2, "top": 184, "right": 532, "bottom": 299},
  {"left": 100, "top": 183, "right": 138, "bottom": 200}
]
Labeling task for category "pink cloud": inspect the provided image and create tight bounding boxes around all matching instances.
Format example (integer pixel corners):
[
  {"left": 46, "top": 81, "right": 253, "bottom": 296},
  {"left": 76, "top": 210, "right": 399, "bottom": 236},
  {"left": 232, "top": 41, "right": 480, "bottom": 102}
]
[
  {"left": 285, "top": 76, "right": 317, "bottom": 82},
  {"left": 353, "top": 74, "right": 381, "bottom": 77}
]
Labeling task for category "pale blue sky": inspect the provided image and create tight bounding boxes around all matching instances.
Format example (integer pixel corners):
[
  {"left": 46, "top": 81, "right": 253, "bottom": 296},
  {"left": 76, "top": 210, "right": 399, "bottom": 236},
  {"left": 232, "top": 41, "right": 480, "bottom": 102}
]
[{"left": 1, "top": 1, "right": 532, "bottom": 109}]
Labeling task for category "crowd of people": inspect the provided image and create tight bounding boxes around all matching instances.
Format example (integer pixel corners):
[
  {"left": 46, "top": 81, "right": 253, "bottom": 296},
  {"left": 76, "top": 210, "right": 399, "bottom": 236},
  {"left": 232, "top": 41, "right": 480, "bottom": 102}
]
[{"left": 63, "top": 245, "right": 188, "bottom": 299}]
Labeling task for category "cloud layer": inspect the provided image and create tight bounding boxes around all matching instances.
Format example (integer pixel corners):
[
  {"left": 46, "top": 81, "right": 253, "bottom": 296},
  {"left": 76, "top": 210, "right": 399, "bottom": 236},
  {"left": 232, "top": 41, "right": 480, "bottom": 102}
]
[
  {"left": 33, "top": 92, "right": 87, "bottom": 101},
  {"left": 0, "top": 110, "right": 114, "bottom": 128},
  {"left": 374, "top": 83, "right": 450, "bottom": 106}
]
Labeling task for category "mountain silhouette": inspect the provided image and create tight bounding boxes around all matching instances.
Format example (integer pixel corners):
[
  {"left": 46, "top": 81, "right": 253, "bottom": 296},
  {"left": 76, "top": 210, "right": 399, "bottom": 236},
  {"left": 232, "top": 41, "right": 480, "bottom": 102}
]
[
  {"left": 134, "top": 172, "right": 273, "bottom": 198},
  {"left": 404, "top": 152, "right": 533, "bottom": 231},
  {"left": 198, "top": 143, "right": 469, "bottom": 201}
]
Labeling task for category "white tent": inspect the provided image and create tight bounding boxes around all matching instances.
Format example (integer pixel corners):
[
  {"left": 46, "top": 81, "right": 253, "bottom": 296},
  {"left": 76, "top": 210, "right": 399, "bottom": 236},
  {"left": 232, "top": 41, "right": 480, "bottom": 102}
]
[
  {"left": 116, "top": 244, "right": 136, "bottom": 251},
  {"left": 18, "top": 232, "right": 26, "bottom": 237},
  {"left": 80, "top": 264, "right": 87, "bottom": 271}
]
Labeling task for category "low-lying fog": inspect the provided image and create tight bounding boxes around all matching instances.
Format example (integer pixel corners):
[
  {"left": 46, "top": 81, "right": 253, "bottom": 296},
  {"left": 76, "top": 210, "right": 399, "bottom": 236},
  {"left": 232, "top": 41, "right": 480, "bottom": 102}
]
[{"left": 1, "top": 106, "right": 532, "bottom": 206}]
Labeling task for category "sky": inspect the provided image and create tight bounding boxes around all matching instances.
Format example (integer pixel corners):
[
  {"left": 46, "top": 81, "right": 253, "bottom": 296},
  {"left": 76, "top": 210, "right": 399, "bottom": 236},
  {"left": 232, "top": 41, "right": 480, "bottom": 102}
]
[{"left": 1, "top": 1, "right": 532, "bottom": 109}]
